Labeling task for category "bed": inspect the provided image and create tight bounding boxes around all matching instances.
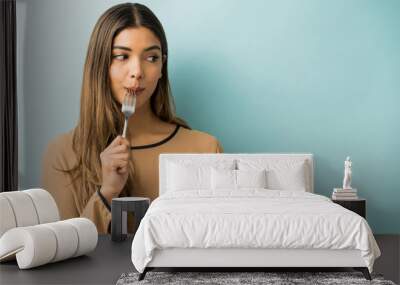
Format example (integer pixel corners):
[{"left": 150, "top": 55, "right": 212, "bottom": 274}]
[{"left": 131, "top": 153, "right": 380, "bottom": 280}]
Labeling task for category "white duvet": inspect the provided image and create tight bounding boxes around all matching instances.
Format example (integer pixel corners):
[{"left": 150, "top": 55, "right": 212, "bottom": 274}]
[{"left": 131, "top": 190, "right": 380, "bottom": 273}]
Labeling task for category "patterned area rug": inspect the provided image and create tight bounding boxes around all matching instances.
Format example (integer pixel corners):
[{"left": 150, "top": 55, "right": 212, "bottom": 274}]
[{"left": 116, "top": 271, "right": 396, "bottom": 285}]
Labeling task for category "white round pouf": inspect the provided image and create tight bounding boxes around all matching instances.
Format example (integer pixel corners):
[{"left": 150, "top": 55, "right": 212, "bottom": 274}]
[
  {"left": 42, "top": 221, "right": 79, "bottom": 262},
  {"left": 24, "top": 189, "right": 59, "bottom": 223},
  {"left": 0, "top": 196, "right": 17, "bottom": 237},
  {"left": 65, "top": 218, "right": 98, "bottom": 257},
  {"left": 0, "top": 226, "right": 57, "bottom": 269},
  {"left": 0, "top": 191, "right": 39, "bottom": 227},
  {"left": 0, "top": 189, "right": 98, "bottom": 269},
  {"left": 0, "top": 218, "right": 98, "bottom": 269}
]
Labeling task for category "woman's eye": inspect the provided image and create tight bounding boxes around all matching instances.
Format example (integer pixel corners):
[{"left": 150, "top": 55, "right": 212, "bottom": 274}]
[
  {"left": 112, "top": 54, "right": 128, "bottom": 61},
  {"left": 147, "top": 55, "right": 160, "bottom": 63}
]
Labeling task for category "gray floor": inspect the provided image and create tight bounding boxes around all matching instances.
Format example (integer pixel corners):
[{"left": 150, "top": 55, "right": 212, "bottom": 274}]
[
  {"left": 0, "top": 234, "right": 398, "bottom": 284},
  {"left": 374, "top": 234, "right": 400, "bottom": 284}
]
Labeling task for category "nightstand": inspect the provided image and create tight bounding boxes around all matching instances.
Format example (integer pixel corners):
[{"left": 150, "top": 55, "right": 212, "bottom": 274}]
[
  {"left": 111, "top": 197, "right": 150, "bottom": 242},
  {"left": 332, "top": 198, "right": 366, "bottom": 218}
]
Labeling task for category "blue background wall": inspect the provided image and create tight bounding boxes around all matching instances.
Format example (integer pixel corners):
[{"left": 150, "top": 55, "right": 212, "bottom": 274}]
[{"left": 17, "top": 0, "right": 399, "bottom": 233}]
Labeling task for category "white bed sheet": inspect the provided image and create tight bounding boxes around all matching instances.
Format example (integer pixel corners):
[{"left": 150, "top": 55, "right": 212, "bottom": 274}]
[{"left": 131, "top": 189, "right": 380, "bottom": 273}]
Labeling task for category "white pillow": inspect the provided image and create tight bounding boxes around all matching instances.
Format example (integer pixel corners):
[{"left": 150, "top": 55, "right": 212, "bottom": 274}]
[
  {"left": 211, "top": 168, "right": 236, "bottom": 190},
  {"left": 237, "top": 159, "right": 308, "bottom": 191},
  {"left": 237, "top": 169, "right": 267, "bottom": 188},
  {"left": 166, "top": 163, "right": 211, "bottom": 191},
  {"left": 211, "top": 168, "right": 268, "bottom": 190},
  {"left": 166, "top": 159, "right": 235, "bottom": 192}
]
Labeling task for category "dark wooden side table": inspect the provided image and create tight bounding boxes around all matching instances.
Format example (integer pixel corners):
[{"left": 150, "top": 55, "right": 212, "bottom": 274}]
[
  {"left": 111, "top": 197, "right": 150, "bottom": 242},
  {"left": 332, "top": 198, "right": 366, "bottom": 218}
]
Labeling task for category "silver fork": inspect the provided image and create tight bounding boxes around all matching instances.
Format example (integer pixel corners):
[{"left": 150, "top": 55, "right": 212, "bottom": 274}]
[{"left": 121, "top": 91, "right": 136, "bottom": 138}]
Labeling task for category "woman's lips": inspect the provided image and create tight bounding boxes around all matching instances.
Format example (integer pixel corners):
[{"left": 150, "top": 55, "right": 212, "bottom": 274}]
[
  {"left": 125, "top": 87, "right": 145, "bottom": 95},
  {"left": 134, "top": 88, "right": 145, "bottom": 95}
]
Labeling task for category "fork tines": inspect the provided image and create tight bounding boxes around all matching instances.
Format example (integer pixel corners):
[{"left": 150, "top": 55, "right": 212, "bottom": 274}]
[{"left": 121, "top": 92, "right": 136, "bottom": 117}]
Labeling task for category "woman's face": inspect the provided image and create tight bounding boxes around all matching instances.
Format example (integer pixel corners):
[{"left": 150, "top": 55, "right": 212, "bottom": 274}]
[{"left": 109, "top": 27, "right": 163, "bottom": 109}]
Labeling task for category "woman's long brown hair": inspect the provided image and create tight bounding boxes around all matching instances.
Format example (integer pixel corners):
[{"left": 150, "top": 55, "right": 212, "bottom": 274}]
[{"left": 68, "top": 3, "right": 189, "bottom": 206}]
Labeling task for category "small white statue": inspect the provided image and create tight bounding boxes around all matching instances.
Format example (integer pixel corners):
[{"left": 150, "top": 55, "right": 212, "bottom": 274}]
[{"left": 342, "top": 156, "right": 352, "bottom": 190}]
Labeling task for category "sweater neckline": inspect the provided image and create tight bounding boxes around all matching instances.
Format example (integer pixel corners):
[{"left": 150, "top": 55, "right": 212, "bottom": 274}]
[{"left": 130, "top": 124, "right": 180, "bottom": 150}]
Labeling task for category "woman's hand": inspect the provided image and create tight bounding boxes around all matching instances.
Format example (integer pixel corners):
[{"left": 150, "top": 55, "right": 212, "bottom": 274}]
[{"left": 99, "top": 136, "right": 131, "bottom": 203}]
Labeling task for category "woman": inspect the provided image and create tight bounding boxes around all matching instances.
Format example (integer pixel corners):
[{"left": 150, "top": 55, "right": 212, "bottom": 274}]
[{"left": 41, "top": 3, "right": 223, "bottom": 234}]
